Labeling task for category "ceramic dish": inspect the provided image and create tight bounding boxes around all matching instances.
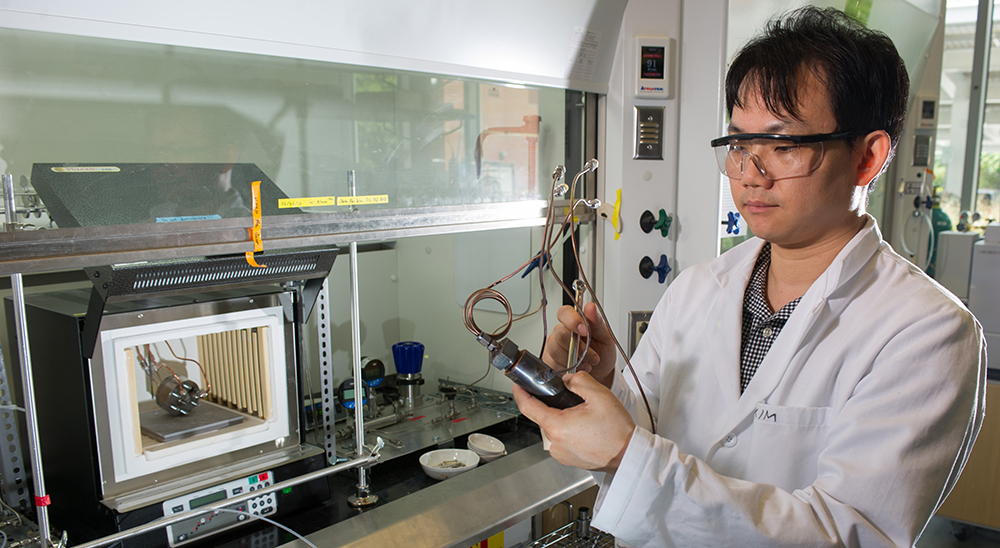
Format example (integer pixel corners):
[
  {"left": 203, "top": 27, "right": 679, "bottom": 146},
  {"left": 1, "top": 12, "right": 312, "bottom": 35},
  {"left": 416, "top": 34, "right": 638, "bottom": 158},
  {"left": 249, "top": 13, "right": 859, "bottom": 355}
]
[{"left": 419, "top": 448, "right": 480, "bottom": 480}]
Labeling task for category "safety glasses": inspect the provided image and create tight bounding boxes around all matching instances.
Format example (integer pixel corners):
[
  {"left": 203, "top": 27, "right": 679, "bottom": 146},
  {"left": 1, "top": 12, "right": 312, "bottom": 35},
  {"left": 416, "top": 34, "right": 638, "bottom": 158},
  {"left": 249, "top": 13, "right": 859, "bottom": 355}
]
[{"left": 710, "top": 132, "right": 856, "bottom": 180}]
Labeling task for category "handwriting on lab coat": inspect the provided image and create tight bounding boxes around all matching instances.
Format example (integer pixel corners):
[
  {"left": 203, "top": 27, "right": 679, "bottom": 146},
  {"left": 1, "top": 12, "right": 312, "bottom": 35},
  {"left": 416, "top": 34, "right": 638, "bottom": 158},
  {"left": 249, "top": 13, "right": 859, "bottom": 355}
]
[{"left": 754, "top": 407, "right": 777, "bottom": 422}]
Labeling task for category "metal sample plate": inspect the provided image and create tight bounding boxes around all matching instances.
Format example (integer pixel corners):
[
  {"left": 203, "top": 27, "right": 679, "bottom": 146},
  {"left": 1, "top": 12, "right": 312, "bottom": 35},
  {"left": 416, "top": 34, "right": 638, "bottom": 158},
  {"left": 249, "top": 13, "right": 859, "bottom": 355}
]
[{"left": 140, "top": 402, "right": 246, "bottom": 443}]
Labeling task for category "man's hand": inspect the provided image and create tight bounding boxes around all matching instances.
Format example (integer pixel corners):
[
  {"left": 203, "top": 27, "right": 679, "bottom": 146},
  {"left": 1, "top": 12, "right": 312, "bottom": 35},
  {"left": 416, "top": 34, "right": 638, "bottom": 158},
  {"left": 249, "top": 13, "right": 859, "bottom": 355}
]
[
  {"left": 513, "top": 371, "right": 635, "bottom": 474},
  {"left": 541, "top": 302, "right": 618, "bottom": 388}
]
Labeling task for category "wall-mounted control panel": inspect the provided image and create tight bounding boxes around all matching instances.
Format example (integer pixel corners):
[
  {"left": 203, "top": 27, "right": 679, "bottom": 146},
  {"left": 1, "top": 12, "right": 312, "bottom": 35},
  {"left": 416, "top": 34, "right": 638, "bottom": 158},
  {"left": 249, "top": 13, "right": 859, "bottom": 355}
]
[
  {"left": 634, "top": 36, "right": 673, "bottom": 99},
  {"left": 635, "top": 106, "right": 664, "bottom": 160}
]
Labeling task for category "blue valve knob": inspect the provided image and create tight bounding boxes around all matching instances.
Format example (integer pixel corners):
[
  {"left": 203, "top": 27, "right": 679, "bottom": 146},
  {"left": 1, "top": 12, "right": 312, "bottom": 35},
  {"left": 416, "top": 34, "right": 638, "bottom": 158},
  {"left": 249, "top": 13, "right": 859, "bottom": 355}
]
[
  {"left": 723, "top": 211, "right": 740, "bottom": 235},
  {"left": 912, "top": 195, "right": 934, "bottom": 210},
  {"left": 653, "top": 254, "right": 671, "bottom": 283},
  {"left": 639, "top": 255, "right": 671, "bottom": 284}
]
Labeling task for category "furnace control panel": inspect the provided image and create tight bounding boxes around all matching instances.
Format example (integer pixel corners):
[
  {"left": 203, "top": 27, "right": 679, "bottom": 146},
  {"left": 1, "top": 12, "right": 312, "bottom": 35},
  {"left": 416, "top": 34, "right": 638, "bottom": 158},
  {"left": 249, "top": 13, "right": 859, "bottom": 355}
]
[{"left": 163, "top": 470, "right": 277, "bottom": 546}]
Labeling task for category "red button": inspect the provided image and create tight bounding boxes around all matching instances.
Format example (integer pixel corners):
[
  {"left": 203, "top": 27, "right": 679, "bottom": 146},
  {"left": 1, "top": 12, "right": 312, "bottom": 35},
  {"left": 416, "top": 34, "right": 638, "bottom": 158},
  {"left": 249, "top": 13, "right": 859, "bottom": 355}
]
[{"left": 259, "top": 472, "right": 269, "bottom": 481}]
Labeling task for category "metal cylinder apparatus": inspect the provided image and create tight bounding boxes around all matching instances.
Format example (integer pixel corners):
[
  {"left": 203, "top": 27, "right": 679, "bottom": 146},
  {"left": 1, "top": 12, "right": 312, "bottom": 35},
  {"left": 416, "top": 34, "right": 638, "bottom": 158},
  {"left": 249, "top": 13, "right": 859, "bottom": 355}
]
[
  {"left": 489, "top": 338, "right": 583, "bottom": 409},
  {"left": 396, "top": 373, "right": 425, "bottom": 412},
  {"left": 392, "top": 342, "right": 425, "bottom": 412}
]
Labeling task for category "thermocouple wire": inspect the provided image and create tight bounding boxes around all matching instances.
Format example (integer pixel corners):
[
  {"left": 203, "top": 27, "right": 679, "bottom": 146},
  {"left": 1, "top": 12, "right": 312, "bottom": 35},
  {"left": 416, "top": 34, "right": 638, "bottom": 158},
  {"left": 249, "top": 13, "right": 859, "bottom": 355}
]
[
  {"left": 462, "top": 161, "right": 656, "bottom": 434},
  {"left": 542, "top": 163, "right": 656, "bottom": 433}
]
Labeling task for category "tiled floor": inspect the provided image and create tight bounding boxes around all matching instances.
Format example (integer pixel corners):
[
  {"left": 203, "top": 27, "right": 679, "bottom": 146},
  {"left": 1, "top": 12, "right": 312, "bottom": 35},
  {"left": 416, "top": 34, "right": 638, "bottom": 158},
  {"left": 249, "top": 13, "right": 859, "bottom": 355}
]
[{"left": 917, "top": 516, "right": 1000, "bottom": 547}]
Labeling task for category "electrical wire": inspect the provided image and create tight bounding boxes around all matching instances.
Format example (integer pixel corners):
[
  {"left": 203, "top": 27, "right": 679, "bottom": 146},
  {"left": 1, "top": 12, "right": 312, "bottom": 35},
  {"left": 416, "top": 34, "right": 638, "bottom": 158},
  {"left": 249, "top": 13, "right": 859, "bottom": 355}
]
[
  {"left": 134, "top": 346, "right": 155, "bottom": 396},
  {"left": 205, "top": 508, "right": 320, "bottom": 548},
  {"left": 0, "top": 496, "right": 21, "bottom": 526},
  {"left": 145, "top": 344, "right": 182, "bottom": 385},
  {"left": 164, "top": 340, "right": 212, "bottom": 393},
  {"left": 541, "top": 167, "right": 655, "bottom": 431},
  {"left": 464, "top": 259, "right": 566, "bottom": 389},
  {"left": 462, "top": 161, "right": 657, "bottom": 434}
]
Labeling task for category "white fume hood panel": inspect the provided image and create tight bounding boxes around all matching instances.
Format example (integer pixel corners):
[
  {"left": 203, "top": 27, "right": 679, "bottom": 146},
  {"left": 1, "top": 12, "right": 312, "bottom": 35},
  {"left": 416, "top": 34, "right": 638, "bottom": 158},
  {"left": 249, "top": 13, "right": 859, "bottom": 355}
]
[{"left": 0, "top": 0, "right": 628, "bottom": 93}]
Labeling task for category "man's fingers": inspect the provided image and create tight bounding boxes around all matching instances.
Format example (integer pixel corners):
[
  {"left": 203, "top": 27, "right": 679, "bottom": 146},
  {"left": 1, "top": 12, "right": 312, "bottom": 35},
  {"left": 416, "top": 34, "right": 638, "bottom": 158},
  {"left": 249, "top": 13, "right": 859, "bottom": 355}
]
[
  {"left": 555, "top": 305, "right": 588, "bottom": 336},
  {"left": 582, "top": 302, "right": 614, "bottom": 344},
  {"left": 562, "top": 371, "right": 601, "bottom": 399},
  {"left": 512, "top": 384, "right": 557, "bottom": 426}
]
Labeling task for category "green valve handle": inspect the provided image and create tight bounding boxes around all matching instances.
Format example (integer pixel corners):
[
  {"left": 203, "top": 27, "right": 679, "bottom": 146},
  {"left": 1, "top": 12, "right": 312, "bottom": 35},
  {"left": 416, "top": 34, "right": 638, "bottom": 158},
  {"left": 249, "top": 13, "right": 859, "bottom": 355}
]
[{"left": 653, "top": 209, "right": 672, "bottom": 238}]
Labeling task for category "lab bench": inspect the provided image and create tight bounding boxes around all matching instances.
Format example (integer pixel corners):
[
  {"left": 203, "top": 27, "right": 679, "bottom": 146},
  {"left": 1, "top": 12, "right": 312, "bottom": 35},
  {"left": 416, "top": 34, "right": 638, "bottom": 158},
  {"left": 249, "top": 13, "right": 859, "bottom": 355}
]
[{"left": 206, "top": 419, "right": 597, "bottom": 548}]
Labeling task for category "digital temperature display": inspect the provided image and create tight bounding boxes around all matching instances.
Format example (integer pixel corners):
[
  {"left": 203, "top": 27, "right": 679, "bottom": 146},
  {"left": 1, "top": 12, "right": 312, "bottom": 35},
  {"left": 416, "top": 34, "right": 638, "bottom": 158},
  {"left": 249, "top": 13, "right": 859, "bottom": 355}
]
[
  {"left": 641, "top": 46, "right": 665, "bottom": 79},
  {"left": 190, "top": 489, "right": 227, "bottom": 509}
]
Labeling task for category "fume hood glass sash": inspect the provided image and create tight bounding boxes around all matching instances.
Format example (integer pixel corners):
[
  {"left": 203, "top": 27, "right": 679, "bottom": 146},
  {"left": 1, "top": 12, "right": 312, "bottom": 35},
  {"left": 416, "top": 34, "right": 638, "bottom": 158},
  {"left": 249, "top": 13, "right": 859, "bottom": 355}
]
[{"left": 0, "top": 27, "right": 593, "bottom": 275}]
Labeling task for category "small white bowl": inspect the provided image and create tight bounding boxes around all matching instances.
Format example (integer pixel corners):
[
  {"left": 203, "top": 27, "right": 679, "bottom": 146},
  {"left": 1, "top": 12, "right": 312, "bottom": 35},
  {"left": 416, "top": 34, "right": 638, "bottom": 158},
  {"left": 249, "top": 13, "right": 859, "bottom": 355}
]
[
  {"left": 467, "top": 433, "right": 506, "bottom": 456},
  {"left": 419, "top": 449, "right": 480, "bottom": 480},
  {"left": 476, "top": 450, "right": 507, "bottom": 463}
]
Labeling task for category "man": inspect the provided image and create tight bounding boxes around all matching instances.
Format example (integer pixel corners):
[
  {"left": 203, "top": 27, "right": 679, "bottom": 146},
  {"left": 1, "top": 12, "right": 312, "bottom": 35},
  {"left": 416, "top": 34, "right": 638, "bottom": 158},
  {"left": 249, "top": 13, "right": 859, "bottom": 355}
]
[{"left": 513, "top": 7, "right": 986, "bottom": 547}]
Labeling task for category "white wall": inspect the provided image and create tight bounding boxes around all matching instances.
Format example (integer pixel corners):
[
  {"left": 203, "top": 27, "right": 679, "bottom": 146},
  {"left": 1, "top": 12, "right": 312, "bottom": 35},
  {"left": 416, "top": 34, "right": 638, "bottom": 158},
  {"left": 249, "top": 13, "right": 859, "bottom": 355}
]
[{"left": 599, "top": 0, "right": 727, "bottom": 342}]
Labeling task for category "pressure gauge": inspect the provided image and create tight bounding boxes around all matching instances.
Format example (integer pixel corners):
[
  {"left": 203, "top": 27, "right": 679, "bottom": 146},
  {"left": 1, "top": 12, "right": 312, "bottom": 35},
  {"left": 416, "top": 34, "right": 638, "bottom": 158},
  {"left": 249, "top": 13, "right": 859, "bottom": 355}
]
[
  {"left": 361, "top": 357, "right": 386, "bottom": 388},
  {"left": 337, "top": 378, "right": 371, "bottom": 410}
]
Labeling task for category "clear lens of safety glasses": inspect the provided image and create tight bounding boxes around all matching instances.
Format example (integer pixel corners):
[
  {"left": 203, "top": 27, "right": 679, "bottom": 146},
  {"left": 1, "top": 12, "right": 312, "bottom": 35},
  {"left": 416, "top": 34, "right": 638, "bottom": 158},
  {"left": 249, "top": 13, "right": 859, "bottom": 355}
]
[{"left": 710, "top": 132, "right": 856, "bottom": 181}]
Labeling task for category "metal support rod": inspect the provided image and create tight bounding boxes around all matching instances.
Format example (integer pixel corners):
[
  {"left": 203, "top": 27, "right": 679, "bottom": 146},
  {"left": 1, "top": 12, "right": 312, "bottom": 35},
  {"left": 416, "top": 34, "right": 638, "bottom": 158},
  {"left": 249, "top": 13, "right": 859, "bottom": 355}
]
[
  {"left": 565, "top": 279, "right": 587, "bottom": 372},
  {"left": 346, "top": 170, "right": 377, "bottom": 507},
  {"left": 3, "top": 174, "right": 51, "bottom": 547},
  {"left": 72, "top": 453, "right": 378, "bottom": 548}
]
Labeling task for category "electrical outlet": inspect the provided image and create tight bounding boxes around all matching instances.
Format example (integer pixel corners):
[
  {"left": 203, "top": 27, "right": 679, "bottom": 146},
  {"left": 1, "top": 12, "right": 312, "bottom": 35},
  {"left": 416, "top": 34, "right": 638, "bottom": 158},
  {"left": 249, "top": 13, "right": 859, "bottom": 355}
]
[{"left": 627, "top": 311, "right": 653, "bottom": 357}]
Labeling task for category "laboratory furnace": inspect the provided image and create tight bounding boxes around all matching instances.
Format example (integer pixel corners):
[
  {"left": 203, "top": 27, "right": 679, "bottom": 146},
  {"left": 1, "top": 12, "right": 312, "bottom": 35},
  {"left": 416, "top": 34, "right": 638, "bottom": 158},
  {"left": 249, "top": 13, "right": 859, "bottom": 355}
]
[{"left": 5, "top": 249, "right": 338, "bottom": 547}]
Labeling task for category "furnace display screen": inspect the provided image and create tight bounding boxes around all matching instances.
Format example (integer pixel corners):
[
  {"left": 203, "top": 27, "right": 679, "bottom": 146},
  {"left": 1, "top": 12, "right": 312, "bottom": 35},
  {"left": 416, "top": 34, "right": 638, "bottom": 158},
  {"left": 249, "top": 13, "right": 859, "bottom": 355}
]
[
  {"left": 191, "top": 489, "right": 228, "bottom": 509},
  {"left": 641, "top": 46, "right": 665, "bottom": 79}
]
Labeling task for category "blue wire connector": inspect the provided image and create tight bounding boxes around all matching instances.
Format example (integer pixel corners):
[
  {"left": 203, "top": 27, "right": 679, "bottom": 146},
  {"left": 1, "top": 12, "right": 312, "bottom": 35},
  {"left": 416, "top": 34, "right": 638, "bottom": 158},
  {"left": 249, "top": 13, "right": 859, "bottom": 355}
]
[{"left": 521, "top": 251, "right": 551, "bottom": 278}]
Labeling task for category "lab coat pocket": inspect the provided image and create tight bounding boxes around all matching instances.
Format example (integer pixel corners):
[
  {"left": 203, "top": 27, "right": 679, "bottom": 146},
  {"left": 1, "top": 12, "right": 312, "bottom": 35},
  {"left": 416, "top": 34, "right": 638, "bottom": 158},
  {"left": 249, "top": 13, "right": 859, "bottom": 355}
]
[{"left": 745, "top": 403, "right": 834, "bottom": 492}]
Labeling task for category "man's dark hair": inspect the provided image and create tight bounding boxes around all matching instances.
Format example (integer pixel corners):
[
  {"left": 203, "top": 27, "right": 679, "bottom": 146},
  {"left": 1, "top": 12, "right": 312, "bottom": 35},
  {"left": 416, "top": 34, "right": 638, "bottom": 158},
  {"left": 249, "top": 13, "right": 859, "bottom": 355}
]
[{"left": 725, "top": 6, "right": 909, "bottom": 149}]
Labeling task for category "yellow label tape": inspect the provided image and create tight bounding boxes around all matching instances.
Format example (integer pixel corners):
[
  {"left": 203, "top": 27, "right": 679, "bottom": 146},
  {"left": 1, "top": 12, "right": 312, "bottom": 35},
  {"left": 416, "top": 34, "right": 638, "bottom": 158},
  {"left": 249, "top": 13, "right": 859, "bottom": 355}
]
[
  {"left": 279, "top": 196, "right": 338, "bottom": 208},
  {"left": 337, "top": 194, "right": 389, "bottom": 206},
  {"left": 51, "top": 166, "right": 120, "bottom": 173},
  {"left": 278, "top": 195, "right": 390, "bottom": 208}
]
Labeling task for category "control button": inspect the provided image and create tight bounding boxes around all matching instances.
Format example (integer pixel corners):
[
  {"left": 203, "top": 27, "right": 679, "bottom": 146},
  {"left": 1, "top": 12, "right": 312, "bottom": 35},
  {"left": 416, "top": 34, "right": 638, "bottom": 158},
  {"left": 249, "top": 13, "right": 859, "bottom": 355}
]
[
  {"left": 238, "top": 514, "right": 248, "bottom": 522},
  {"left": 172, "top": 505, "right": 184, "bottom": 514},
  {"left": 233, "top": 487, "right": 243, "bottom": 495},
  {"left": 177, "top": 534, "right": 188, "bottom": 542},
  {"left": 252, "top": 502, "right": 258, "bottom": 509},
  {"left": 249, "top": 476, "right": 258, "bottom": 484},
  {"left": 723, "top": 433, "right": 738, "bottom": 447},
  {"left": 259, "top": 472, "right": 269, "bottom": 481},
  {"left": 261, "top": 507, "right": 274, "bottom": 515}
]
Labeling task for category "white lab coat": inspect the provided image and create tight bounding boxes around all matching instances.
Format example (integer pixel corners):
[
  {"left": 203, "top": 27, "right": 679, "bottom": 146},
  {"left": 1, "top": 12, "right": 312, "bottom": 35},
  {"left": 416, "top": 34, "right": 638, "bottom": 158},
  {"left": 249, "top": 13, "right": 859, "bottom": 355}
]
[{"left": 592, "top": 218, "right": 986, "bottom": 547}]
